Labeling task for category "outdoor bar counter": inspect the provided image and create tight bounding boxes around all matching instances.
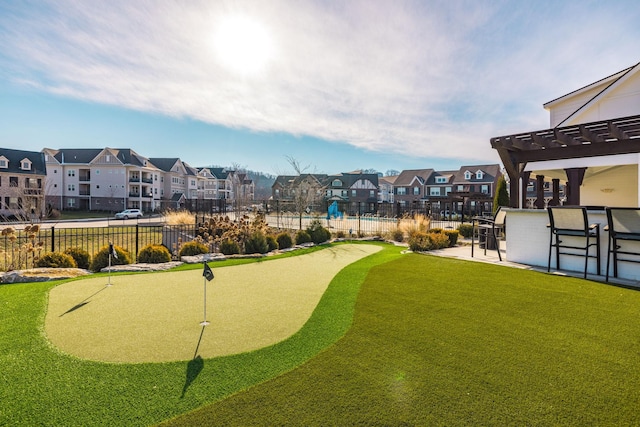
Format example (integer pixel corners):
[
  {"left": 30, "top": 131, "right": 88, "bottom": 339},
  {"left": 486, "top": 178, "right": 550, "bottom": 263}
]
[{"left": 505, "top": 208, "right": 640, "bottom": 282}]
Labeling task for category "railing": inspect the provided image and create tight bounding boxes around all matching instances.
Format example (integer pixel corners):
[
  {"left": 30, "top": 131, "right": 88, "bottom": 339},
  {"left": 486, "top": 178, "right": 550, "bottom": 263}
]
[{"left": 0, "top": 224, "right": 196, "bottom": 272}]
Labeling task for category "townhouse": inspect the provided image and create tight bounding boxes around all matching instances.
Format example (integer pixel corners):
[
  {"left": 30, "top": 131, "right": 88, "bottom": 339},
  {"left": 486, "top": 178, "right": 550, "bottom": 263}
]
[{"left": 0, "top": 148, "right": 46, "bottom": 219}]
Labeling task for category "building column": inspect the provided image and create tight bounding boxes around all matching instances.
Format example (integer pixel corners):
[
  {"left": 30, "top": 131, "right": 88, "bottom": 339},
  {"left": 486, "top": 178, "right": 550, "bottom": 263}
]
[
  {"left": 520, "top": 171, "right": 531, "bottom": 209},
  {"left": 548, "top": 179, "right": 561, "bottom": 206},
  {"left": 564, "top": 168, "right": 586, "bottom": 206},
  {"left": 534, "top": 175, "right": 545, "bottom": 209}
]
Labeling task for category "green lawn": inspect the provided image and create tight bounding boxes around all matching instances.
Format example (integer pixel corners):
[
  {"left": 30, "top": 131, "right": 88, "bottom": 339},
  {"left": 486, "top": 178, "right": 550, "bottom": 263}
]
[
  {"left": 165, "top": 253, "right": 640, "bottom": 426},
  {"left": 2, "top": 243, "right": 640, "bottom": 426}
]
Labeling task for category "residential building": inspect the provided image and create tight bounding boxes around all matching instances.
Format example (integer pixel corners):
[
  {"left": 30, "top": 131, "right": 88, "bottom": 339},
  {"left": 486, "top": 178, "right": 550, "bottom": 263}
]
[
  {"left": 43, "top": 147, "right": 161, "bottom": 212},
  {"left": 325, "top": 171, "right": 379, "bottom": 214},
  {"left": 0, "top": 148, "right": 46, "bottom": 219},
  {"left": 392, "top": 169, "right": 435, "bottom": 209},
  {"left": 378, "top": 175, "right": 398, "bottom": 204}
]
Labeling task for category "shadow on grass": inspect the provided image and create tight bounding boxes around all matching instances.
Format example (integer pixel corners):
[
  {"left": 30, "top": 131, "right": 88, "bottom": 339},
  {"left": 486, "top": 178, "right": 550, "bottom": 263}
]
[
  {"left": 180, "top": 326, "right": 206, "bottom": 398},
  {"left": 59, "top": 285, "right": 109, "bottom": 317}
]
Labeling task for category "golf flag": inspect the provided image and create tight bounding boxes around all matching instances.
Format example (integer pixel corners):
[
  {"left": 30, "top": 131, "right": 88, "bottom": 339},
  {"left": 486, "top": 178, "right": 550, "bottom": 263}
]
[
  {"left": 109, "top": 243, "right": 118, "bottom": 259},
  {"left": 203, "top": 262, "right": 214, "bottom": 281}
]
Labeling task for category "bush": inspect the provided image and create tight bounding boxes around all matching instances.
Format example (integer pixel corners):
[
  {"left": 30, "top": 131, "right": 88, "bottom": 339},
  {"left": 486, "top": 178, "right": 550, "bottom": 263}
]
[
  {"left": 335, "top": 230, "right": 346, "bottom": 239},
  {"left": 276, "top": 232, "right": 293, "bottom": 250},
  {"left": 295, "top": 230, "right": 312, "bottom": 245},
  {"left": 64, "top": 247, "right": 91, "bottom": 269},
  {"left": 138, "top": 244, "right": 171, "bottom": 263},
  {"left": 35, "top": 252, "right": 77, "bottom": 268},
  {"left": 244, "top": 231, "right": 269, "bottom": 254},
  {"left": 390, "top": 229, "right": 404, "bottom": 242},
  {"left": 408, "top": 232, "right": 431, "bottom": 252},
  {"left": 429, "top": 232, "right": 450, "bottom": 249},
  {"left": 219, "top": 239, "right": 240, "bottom": 255},
  {"left": 458, "top": 223, "right": 473, "bottom": 238},
  {"left": 266, "top": 235, "right": 278, "bottom": 252},
  {"left": 178, "top": 241, "right": 209, "bottom": 257},
  {"left": 90, "top": 245, "right": 132, "bottom": 272},
  {"left": 444, "top": 230, "right": 459, "bottom": 247},
  {"left": 307, "top": 220, "right": 331, "bottom": 244}
]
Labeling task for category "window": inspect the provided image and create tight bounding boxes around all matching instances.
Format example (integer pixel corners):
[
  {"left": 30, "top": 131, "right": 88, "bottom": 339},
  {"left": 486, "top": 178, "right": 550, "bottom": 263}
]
[
  {"left": 68, "top": 184, "right": 75, "bottom": 191},
  {"left": 96, "top": 170, "right": 100, "bottom": 174},
  {"left": 457, "top": 185, "right": 464, "bottom": 192},
  {"left": 435, "top": 176, "right": 447, "bottom": 184},
  {"left": 68, "top": 170, "right": 75, "bottom": 177},
  {"left": 476, "top": 171, "right": 484, "bottom": 179},
  {"left": 396, "top": 187, "right": 406, "bottom": 195},
  {"left": 430, "top": 187, "right": 440, "bottom": 196},
  {"left": 445, "top": 186, "right": 452, "bottom": 195},
  {"left": 0, "top": 158, "right": 7, "bottom": 168},
  {"left": 481, "top": 185, "right": 489, "bottom": 194},
  {"left": 332, "top": 179, "right": 342, "bottom": 187},
  {"left": 369, "top": 190, "right": 375, "bottom": 198},
  {"left": 413, "top": 187, "right": 420, "bottom": 196},
  {"left": 21, "top": 160, "right": 31, "bottom": 170},
  {"left": 464, "top": 171, "right": 471, "bottom": 180},
  {"left": 67, "top": 198, "right": 76, "bottom": 207},
  {"left": 9, "top": 177, "right": 18, "bottom": 187},
  {"left": 341, "top": 190, "right": 348, "bottom": 197},
  {"left": 352, "top": 190, "right": 356, "bottom": 197},
  {"left": 275, "top": 189, "right": 280, "bottom": 196}
]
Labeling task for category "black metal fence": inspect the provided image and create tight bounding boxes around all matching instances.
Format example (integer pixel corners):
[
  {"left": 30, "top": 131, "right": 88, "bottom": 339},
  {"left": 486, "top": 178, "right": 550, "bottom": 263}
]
[{"left": 0, "top": 224, "right": 196, "bottom": 271}]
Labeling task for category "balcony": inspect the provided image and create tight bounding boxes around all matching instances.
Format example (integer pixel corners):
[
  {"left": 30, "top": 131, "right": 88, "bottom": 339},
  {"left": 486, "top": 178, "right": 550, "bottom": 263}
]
[
  {"left": 142, "top": 177, "right": 153, "bottom": 184},
  {"left": 129, "top": 177, "right": 141, "bottom": 183}
]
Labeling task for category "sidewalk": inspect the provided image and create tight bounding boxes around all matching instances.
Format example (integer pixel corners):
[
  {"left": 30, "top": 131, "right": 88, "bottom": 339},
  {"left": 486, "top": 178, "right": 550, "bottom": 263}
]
[{"left": 428, "top": 238, "right": 640, "bottom": 289}]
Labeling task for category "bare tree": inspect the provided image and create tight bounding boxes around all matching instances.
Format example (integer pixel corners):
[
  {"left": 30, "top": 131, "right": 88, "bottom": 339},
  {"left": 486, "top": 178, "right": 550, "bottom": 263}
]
[
  {"left": 385, "top": 169, "right": 400, "bottom": 176},
  {"left": 285, "top": 156, "right": 325, "bottom": 230}
]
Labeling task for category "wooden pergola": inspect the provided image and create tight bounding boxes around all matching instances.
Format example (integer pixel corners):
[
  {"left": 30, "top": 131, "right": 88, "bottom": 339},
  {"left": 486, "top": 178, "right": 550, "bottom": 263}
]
[{"left": 491, "top": 114, "right": 640, "bottom": 207}]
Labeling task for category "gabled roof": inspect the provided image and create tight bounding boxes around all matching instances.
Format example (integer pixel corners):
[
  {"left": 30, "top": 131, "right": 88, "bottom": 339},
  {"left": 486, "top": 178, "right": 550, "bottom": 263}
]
[
  {"left": 171, "top": 192, "right": 186, "bottom": 202},
  {"left": 199, "top": 167, "right": 229, "bottom": 179},
  {"left": 53, "top": 148, "right": 103, "bottom": 164},
  {"left": 426, "top": 170, "right": 456, "bottom": 185},
  {"left": 379, "top": 175, "right": 398, "bottom": 186},
  {"left": 0, "top": 148, "right": 46, "bottom": 175},
  {"left": 454, "top": 164, "right": 501, "bottom": 183},
  {"left": 149, "top": 158, "right": 181, "bottom": 172},
  {"left": 393, "top": 169, "right": 434, "bottom": 186},
  {"left": 329, "top": 172, "right": 379, "bottom": 188},
  {"left": 545, "top": 61, "right": 640, "bottom": 127}
]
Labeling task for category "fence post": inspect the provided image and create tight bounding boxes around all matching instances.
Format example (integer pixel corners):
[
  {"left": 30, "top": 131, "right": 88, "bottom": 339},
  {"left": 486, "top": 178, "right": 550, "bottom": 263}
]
[
  {"left": 50, "top": 226, "right": 55, "bottom": 253},
  {"left": 135, "top": 224, "right": 139, "bottom": 262}
]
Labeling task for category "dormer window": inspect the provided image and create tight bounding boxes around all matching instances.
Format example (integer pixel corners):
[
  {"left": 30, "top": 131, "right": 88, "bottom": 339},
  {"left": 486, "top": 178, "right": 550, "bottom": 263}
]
[
  {"left": 435, "top": 176, "right": 447, "bottom": 184},
  {"left": 0, "top": 156, "right": 7, "bottom": 168},
  {"left": 476, "top": 170, "right": 484, "bottom": 179},
  {"left": 464, "top": 171, "right": 472, "bottom": 180},
  {"left": 332, "top": 179, "right": 343, "bottom": 187},
  {"left": 21, "top": 158, "right": 32, "bottom": 170}
]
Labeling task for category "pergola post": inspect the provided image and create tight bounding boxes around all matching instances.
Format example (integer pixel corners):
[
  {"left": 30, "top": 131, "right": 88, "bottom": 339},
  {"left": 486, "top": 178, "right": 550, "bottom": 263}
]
[
  {"left": 534, "top": 175, "right": 545, "bottom": 209},
  {"left": 564, "top": 168, "right": 586, "bottom": 206}
]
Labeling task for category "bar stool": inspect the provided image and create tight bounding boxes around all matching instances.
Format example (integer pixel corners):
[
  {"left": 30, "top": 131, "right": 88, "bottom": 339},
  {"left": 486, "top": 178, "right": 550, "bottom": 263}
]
[
  {"left": 605, "top": 207, "right": 640, "bottom": 282},
  {"left": 547, "top": 206, "right": 601, "bottom": 279},
  {"left": 471, "top": 207, "right": 506, "bottom": 261}
]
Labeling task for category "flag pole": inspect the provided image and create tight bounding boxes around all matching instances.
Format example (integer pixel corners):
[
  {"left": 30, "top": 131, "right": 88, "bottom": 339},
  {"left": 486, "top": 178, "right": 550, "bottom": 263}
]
[
  {"left": 200, "top": 261, "right": 213, "bottom": 326},
  {"left": 200, "top": 273, "right": 209, "bottom": 326},
  {"left": 107, "top": 252, "right": 112, "bottom": 286}
]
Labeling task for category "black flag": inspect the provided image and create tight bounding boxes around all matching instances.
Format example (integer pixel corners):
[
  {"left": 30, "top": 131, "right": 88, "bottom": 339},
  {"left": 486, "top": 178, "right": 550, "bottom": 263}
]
[
  {"left": 109, "top": 243, "right": 118, "bottom": 259},
  {"left": 203, "top": 262, "right": 214, "bottom": 281}
]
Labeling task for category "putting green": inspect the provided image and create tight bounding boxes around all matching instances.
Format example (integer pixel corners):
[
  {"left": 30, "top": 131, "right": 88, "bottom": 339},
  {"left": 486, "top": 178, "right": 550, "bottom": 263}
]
[{"left": 44, "top": 244, "right": 380, "bottom": 363}]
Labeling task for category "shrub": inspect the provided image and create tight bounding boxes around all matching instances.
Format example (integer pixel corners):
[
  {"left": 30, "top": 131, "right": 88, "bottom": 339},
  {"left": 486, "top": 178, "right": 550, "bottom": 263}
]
[
  {"left": 295, "top": 230, "right": 312, "bottom": 245},
  {"left": 444, "top": 230, "right": 459, "bottom": 247},
  {"left": 390, "top": 228, "right": 404, "bottom": 242},
  {"left": 307, "top": 220, "right": 331, "bottom": 244},
  {"left": 408, "top": 232, "right": 431, "bottom": 252},
  {"left": 178, "top": 241, "right": 209, "bottom": 257},
  {"left": 35, "top": 252, "right": 77, "bottom": 268},
  {"left": 219, "top": 239, "right": 240, "bottom": 255},
  {"left": 244, "top": 231, "right": 269, "bottom": 254},
  {"left": 335, "top": 230, "right": 346, "bottom": 239},
  {"left": 458, "top": 223, "right": 473, "bottom": 238},
  {"left": 276, "top": 232, "right": 293, "bottom": 249},
  {"left": 138, "top": 244, "right": 171, "bottom": 263},
  {"left": 266, "top": 235, "right": 278, "bottom": 252},
  {"left": 64, "top": 247, "right": 91, "bottom": 269},
  {"left": 429, "top": 232, "right": 450, "bottom": 249},
  {"left": 90, "top": 245, "right": 132, "bottom": 272}
]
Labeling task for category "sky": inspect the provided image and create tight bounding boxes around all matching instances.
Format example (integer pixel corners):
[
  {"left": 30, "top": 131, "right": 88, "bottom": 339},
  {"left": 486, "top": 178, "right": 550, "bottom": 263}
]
[{"left": 1, "top": 1, "right": 639, "bottom": 177}]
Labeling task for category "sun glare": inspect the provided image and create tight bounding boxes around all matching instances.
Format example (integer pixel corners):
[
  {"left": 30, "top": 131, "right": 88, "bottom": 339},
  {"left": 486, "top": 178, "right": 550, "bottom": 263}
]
[{"left": 213, "top": 15, "right": 274, "bottom": 76}]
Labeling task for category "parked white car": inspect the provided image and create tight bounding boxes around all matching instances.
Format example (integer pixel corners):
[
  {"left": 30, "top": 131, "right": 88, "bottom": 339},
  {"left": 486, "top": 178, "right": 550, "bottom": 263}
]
[{"left": 115, "top": 209, "right": 143, "bottom": 219}]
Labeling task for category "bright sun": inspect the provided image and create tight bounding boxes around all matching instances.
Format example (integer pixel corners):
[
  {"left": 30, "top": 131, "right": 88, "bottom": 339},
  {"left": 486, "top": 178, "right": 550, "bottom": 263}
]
[{"left": 213, "top": 15, "right": 274, "bottom": 76}]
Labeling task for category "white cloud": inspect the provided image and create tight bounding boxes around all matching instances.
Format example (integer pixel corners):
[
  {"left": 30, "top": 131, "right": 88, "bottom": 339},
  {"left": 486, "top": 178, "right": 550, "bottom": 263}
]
[{"left": 1, "top": 0, "right": 639, "bottom": 164}]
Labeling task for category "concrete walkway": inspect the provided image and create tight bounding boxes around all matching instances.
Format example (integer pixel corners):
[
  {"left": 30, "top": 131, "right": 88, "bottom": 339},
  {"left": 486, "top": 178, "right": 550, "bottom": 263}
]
[{"left": 429, "top": 238, "right": 640, "bottom": 290}]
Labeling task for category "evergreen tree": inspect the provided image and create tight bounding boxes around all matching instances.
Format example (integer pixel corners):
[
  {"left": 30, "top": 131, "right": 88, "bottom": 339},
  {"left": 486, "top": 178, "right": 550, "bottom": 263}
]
[{"left": 493, "top": 175, "right": 509, "bottom": 214}]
